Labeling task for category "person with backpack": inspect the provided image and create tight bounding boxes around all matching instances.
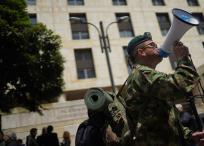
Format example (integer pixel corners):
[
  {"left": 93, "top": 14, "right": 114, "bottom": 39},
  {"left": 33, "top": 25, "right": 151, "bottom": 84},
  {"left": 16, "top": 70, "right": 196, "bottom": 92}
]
[
  {"left": 75, "top": 110, "right": 107, "bottom": 146},
  {"left": 60, "top": 131, "right": 71, "bottom": 146},
  {"left": 120, "top": 32, "right": 204, "bottom": 146},
  {"left": 26, "top": 128, "right": 38, "bottom": 146}
]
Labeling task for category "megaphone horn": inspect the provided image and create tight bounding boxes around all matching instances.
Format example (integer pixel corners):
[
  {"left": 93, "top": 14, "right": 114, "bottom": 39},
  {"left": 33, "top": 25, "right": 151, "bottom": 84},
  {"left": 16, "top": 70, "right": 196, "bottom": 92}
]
[{"left": 159, "top": 8, "right": 199, "bottom": 58}]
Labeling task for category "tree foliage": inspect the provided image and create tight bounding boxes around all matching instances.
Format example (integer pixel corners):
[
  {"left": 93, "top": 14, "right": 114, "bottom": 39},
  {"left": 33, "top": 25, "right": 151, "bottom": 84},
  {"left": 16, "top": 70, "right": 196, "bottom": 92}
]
[{"left": 0, "top": 0, "right": 64, "bottom": 112}]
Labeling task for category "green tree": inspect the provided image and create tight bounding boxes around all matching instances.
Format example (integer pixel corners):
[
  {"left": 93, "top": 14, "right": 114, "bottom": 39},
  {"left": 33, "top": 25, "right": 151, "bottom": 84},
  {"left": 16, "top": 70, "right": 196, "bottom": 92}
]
[{"left": 0, "top": 0, "right": 64, "bottom": 112}]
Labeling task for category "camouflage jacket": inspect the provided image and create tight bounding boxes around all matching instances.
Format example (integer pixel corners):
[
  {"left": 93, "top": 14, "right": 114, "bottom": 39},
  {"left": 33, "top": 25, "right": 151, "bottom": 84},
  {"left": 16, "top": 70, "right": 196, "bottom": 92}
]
[{"left": 121, "top": 57, "right": 200, "bottom": 146}]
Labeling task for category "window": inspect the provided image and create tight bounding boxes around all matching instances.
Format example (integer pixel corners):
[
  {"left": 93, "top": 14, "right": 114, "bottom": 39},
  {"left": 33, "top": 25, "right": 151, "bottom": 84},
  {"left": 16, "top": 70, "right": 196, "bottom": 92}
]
[
  {"left": 28, "top": 14, "right": 37, "bottom": 25},
  {"left": 116, "top": 13, "right": 134, "bottom": 38},
  {"left": 187, "top": 0, "right": 199, "bottom": 6},
  {"left": 152, "top": 0, "right": 165, "bottom": 6},
  {"left": 69, "top": 13, "right": 89, "bottom": 40},
  {"left": 74, "top": 49, "right": 96, "bottom": 79},
  {"left": 112, "top": 0, "right": 127, "bottom": 5},
  {"left": 26, "top": 0, "right": 36, "bottom": 5},
  {"left": 68, "top": 0, "right": 84, "bottom": 5},
  {"left": 192, "top": 13, "right": 204, "bottom": 35},
  {"left": 156, "top": 13, "right": 171, "bottom": 36},
  {"left": 123, "top": 46, "right": 131, "bottom": 74},
  {"left": 202, "top": 42, "right": 204, "bottom": 48}
]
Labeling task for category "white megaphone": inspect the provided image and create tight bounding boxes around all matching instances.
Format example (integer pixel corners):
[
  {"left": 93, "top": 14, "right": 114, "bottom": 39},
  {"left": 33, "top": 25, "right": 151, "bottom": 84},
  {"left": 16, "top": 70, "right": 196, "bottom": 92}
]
[{"left": 159, "top": 8, "right": 199, "bottom": 58}]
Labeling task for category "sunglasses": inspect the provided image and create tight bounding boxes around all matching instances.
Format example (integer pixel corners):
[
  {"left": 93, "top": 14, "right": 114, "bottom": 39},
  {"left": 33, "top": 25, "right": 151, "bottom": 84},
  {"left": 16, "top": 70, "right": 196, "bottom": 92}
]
[{"left": 137, "top": 42, "right": 158, "bottom": 49}]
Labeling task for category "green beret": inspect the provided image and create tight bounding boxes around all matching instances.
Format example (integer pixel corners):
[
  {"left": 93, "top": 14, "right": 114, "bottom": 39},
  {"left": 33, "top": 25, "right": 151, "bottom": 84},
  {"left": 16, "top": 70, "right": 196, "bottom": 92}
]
[{"left": 127, "top": 32, "right": 152, "bottom": 55}]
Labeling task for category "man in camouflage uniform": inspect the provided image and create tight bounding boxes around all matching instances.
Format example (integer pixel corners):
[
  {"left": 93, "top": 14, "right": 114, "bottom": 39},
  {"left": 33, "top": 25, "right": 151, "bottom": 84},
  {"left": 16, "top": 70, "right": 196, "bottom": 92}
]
[{"left": 122, "top": 32, "right": 204, "bottom": 146}]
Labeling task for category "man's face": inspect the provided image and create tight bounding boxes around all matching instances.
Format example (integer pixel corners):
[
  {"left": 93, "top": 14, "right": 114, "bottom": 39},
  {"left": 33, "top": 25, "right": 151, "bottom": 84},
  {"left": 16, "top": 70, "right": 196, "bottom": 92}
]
[
  {"left": 32, "top": 131, "right": 37, "bottom": 137},
  {"left": 135, "top": 40, "right": 162, "bottom": 65}
]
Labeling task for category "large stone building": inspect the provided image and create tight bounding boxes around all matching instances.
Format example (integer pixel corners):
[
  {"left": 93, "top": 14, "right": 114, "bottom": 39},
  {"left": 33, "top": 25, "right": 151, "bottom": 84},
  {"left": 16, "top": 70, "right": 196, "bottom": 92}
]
[{"left": 1, "top": 0, "right": 204, "bottom": 146}]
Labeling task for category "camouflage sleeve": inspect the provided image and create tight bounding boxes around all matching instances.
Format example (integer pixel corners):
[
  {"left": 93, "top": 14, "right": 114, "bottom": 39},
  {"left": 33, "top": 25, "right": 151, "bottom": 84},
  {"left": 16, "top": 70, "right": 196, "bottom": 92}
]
[
  {"left": 183, "top": 126, "right": 193, "bottom": 141},
  {"left": 135, "top": 56, "right": 200, "bottom": 100}
]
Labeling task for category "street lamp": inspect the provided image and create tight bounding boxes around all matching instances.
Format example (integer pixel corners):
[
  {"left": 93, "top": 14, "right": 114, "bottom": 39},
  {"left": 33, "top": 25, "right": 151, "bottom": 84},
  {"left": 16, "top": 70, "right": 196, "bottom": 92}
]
[{"left": 69, "top": 16, "right": 129, "bottom": 93}]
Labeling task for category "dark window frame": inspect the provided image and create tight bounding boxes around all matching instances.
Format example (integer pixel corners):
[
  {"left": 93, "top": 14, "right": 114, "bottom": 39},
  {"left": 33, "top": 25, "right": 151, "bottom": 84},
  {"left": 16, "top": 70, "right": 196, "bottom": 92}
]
[
  {"left": 69, "top": 13, "right": 90, "bottom": 40},
  {"left": 192, "top": 13, "right": 204, "bottom": 35},
  {"left": 123, "top": 46, "right": 132, "bottom": 74},
  {"left": 26, "top": 0, "right": 36, "bottom": 5},
  {"left": 152, "top": 0, "right": 165, "bottom": 6},
  {"left": 156, "top": 13, "right": 171, "bottom": 36},
  {"left": 67, "top": 0, "right": 84, "bottom": 5},
  {"left": 74, "top": 49, "right": 96, "bottom": 79},
  {"left": 28, "top": 13, "right": 37, "bottom": 25},
  {"left": 186, "top": 0, "right": 199, "bottom": 6},
  {"left": 115, "top": 13, "right": 134, "bottom": 38},
  {"left": 112, "top": 0, "right": 127, "bottom": 5}
]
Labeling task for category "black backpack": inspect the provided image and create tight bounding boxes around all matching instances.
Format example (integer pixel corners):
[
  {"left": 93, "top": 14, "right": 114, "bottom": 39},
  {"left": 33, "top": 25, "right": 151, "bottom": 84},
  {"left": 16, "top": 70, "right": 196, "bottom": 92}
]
[{"left": 75, "top": 120, "right": 104, "bottom": 146}]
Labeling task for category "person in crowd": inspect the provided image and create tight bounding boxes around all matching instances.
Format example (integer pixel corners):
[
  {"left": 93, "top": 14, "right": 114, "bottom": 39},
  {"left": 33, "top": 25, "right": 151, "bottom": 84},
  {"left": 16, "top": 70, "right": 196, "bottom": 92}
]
[
  {"left": 36, "top": 127, "right": 47, "bottom": 146},
  {"left": 44, "top": 125, "right": 59, "bottom": 146},
  {"left": 26, "top": 128, "right": 38, "bottom": 146},
  {"left": 4, "top": 132, "right": 17, "bottom": 146},
  {"left": 16, "top": 139, "right": 24, "bottom": 146},
  {"left": 121, "top": 32, "right": 204, "bottom": 146},
  {"left": 60, "top": 131, "right": 70, "bottom": 146},
  {"left": 0, "top": 131, "right": 5, "bottom": 146}
]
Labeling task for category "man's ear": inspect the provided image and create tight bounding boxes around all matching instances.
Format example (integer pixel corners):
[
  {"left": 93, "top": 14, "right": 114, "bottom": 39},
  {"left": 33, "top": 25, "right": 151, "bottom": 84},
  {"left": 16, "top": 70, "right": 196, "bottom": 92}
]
[{"left": 137, "top": 48, "right": 146, "bottom": 56}]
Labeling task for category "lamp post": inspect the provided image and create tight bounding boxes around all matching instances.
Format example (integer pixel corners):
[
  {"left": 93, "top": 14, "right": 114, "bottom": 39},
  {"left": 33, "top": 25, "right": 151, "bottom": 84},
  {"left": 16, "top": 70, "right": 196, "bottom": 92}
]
[{"left": 69, "top": 16, "right": 129, "bottom": 93}]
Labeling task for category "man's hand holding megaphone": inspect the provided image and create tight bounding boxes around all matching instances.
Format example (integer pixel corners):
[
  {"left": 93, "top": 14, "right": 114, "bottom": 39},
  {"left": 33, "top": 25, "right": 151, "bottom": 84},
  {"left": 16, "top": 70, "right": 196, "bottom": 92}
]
[{"left": 173, "top": 41, "right": 189, "bottom": 60}]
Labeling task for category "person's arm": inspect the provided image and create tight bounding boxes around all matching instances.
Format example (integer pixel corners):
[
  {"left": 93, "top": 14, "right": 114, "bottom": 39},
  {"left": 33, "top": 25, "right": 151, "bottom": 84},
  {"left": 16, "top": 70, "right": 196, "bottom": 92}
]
[
  {"left": 137, "top": 42, "right": 199, "bottom": 99},
  {"left": 131, "top": 60, "right": 199, "bottom": 100}
]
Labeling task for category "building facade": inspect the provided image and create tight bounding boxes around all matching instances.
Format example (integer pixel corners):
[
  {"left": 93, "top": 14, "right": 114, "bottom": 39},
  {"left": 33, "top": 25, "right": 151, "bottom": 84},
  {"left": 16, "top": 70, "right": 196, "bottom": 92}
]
[
  {"left": 27, "top": 0, "right": 204, "bottom": 97},
  {"left": 2, "top": 0, "right": 204, "bottom": 146}
]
